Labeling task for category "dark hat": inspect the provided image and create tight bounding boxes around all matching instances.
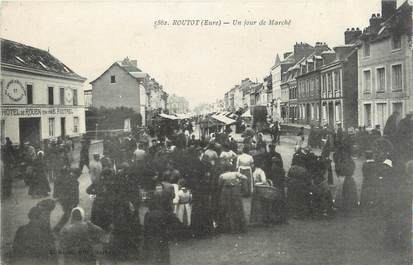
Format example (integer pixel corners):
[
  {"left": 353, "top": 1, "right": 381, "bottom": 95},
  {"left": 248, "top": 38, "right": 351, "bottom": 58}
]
[
  {"left": 36, "top": 199, "right": 56, "bottom": 212},
  {"left": 28, "top": 206, "right": 42, "bottom": 220}
]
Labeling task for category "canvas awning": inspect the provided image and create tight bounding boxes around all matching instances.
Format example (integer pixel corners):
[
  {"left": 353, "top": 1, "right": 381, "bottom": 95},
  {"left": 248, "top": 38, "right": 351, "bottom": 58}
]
[
  {"left": 158, "top": 113, "right": 178, "bottom": 120},
  {"left": 211, "top": 114, "right": 236, "bottom": 125},
  {"left": 241, "top": 109, "right": 252, "bottom": 118}
]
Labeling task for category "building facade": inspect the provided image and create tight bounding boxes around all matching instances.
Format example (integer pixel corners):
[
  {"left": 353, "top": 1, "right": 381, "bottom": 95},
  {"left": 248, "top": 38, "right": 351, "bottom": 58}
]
[
  {"left": 167, "top": 94, "right": 189, "bottom": 114},
  {"left": 90, "top": 57, "right": 148, "bottom": 124},
  {"left": 1, "top": 39, "right": 86, "bottom": 146},
  {"left": 271, "top": 43, "right": 317, "bottom": 122},
  {"left": 357, "top": 0, "right": 413, "bottom": 130},
  {"left": 320, "top": 46, "right": 359, "bottom": 129},
  {"left": 294, "top": 43, "right": 331, "bottom": 125}
]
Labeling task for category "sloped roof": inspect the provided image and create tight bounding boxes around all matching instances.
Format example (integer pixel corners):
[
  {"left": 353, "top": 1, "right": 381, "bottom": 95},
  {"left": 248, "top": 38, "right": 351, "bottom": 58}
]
[
  {"left": 90, "top": 61, "right": 148, "bottom": 84},
  {"left": 361, "top": 1, "right": 412, "bottom": 43},
  {"left": 1, "top": 38, "right": 86, "bottom": 81}
]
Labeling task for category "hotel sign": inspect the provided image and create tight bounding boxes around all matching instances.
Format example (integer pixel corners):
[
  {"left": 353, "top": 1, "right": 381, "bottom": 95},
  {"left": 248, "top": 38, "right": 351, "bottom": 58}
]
[{"left": 1, "top": 107, "right": 74, "bottom": 117}]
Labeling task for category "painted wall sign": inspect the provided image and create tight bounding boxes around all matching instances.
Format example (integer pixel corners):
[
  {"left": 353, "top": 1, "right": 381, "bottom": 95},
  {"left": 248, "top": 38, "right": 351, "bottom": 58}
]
[{"left": 1, "top": 107, "right": 74, "bottom": 117}]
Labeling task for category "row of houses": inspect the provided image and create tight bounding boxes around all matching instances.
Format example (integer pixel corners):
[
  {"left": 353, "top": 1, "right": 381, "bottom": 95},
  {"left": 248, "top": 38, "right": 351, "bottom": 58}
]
[{"left": 223, "top": 0, "right": 412, "bottom": 131}]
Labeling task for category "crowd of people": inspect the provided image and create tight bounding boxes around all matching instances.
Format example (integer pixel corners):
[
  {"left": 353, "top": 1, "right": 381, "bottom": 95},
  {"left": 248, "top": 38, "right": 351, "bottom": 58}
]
[{"left": 2, "top": 111, "right": 412, "bottom": 265}]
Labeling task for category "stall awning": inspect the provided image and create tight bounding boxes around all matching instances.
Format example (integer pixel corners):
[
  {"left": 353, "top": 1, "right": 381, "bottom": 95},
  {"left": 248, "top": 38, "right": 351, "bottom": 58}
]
[
  {"left": 241, "top": 109, "right": 252, "bottom": 118},
  {"left": 159, "top": 113, "right": 178, "bottom": 120},
  {"left": 175, "top": 113, "right": 191, "bottom": 120},
  {"left": 211, "top": 114, "right": 236, "bottom": 125}
]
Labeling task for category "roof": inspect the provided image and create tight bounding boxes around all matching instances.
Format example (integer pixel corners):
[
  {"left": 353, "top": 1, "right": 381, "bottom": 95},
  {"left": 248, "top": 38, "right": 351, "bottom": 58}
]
[
  {"left": 361, "top": 1, "right": 412, "bottom": 43},
  {"left": 1, "top": 38, "right": 86, "bottom": 82},
  {"left": 211, "top": 114, "right": 236, "bottom": 125},
  {"left": 90, "top": 60, "right": 148, "bottom": 84},
  {"left": 159, "top": 113, "right": 178, "bottom": 120}
]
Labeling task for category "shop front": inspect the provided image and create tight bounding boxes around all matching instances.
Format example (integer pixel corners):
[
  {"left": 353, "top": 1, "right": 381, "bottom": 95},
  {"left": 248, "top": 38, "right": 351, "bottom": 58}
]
[{"left": 1, "top": 105, "right": 85, "bottom": 147}]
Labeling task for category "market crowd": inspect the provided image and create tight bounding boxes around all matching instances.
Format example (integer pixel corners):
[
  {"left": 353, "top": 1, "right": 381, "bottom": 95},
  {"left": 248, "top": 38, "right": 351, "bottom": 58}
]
[{"left": 2, "top": 111, "right": 412, "bottom": 265}]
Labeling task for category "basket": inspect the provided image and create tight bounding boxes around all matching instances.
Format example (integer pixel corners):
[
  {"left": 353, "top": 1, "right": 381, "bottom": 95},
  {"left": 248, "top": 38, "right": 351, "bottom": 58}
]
[{"left": 255, "top": 185, "right": 283, "bottom": 201}]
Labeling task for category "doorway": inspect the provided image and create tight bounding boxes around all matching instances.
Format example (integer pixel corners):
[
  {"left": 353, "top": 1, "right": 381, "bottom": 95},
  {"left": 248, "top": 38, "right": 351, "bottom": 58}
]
[
  {"left": 19, "top": 118, "right": 41, "bottom": 147},
  {"left": 61, "top": 117, "right": 66, "bottom": 138},
  {"left": 328, "top": 102, "right": 334, "bottom": 127},
  {"left": 306, "top": 104, "right": 311, "bottom": 123}
]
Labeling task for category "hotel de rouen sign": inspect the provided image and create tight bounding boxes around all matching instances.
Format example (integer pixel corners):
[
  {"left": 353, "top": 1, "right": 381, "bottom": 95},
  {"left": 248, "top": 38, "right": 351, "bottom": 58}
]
[{"left": 1, "top": 106, "right": 75, "bottom": 117}]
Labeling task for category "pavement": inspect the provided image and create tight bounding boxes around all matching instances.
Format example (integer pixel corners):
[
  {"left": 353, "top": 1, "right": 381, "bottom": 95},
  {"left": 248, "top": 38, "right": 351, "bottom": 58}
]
[{"left": 1, "top": 134, "right": 409, "bottom": 265}]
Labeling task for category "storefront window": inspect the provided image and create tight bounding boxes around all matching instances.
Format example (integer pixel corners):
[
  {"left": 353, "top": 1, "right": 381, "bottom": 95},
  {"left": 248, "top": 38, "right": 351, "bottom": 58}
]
[
  {"left": 73, "top": 117, "right": 79, "bottom": 133},
  {"left": 49, "top": 118, "right": 55, "bottom": 136}
]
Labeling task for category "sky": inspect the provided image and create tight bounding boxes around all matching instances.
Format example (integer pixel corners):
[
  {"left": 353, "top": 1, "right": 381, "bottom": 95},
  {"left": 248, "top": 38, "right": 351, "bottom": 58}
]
[{"left": 0, "top": 0, "right": 397, "bottom": 108}]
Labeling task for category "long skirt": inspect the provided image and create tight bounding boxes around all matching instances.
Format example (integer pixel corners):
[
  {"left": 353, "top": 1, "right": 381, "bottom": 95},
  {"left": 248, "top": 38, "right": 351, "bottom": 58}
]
[
  {"left": 31, "top": 173, "right": 51, "bottom": 197},
  {"left": 250, "top": 192, "right": 273, "bottom": 225},
  {"left": 217, "top": 185, "right": 246, "bottom": 233},
  {"left": 335, "top": 176, "right": 358, "bottom": 213},
  {"left": 176, "top": 203, "right": 191, "bottom": 226},
  {"left": 238, "top": 167, "right": 253, "bottom": 197},
  {"left": 287, "top": 180, "right": 310, "bottom": 218},
  {"left": 191, "top": 193, "right": 214, "bottom": 237}
]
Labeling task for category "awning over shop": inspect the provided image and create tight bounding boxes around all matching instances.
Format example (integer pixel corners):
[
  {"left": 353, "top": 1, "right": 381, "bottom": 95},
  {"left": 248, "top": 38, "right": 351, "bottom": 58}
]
[
  {"left": 175, "top": 113, "right": 192, "bottom": 120},
  {"left": 158, "top": 113, "right": 178, "bottom": 120},
  {"left": 241, "top": 109, "right": 252, "bottom": 118},
  {"left": 211, "top": 114, "right": 236, "bottom": 125}
]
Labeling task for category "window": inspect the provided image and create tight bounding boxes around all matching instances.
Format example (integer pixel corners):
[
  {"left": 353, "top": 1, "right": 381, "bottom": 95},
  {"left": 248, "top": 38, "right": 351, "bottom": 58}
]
[
  {"left": 391, "top": 35, "right": 401, "bottom": 50},
  {"left": 364, "top": 104, "right": 372, "bottom": 127},
  {"left": 48, "top": 118, "right": 55, "bottom": 136},
  {"left": 335, "top": 102, "right": 341, "bottom": 122},
  {"left": 334, "top": 71, "right": 341, "bottom": 93},
  {"left": 376, "top": 103, "right": 388, "bottom": 129},
  {"left": 60, "top": 87, "right": 65, "bottom": 105},
  {"left": 48, "top": 87, "right": 54, "bottom": 105},
  {"left": 322, "top": 104, "right": 327, "bottom": 120},
  {"left": 111, "top": 75, "right": 116, "bottom": 83},
  {"left": 392, "top": 102, "right": 403, "bottom": 116},
  {"left": 73, "top": 117, "right": 79, "bottom": 133},
  {"left": 363, "top": 70, "right": 372, "bottom": 92},
  {"left": 391, "top": 64, "right": 402, "bottom": 91},
  {"left": 73, "top": 89, "right": 78, "bottom": 106},
  {"left": 26, "top": 84, "right": 33, "bottom": 104},
  {"left": 376, "top": 67, "right": 386, "bottom": 92},
  {"left": 327, "top": 73, "right": 333, "bottom": 94},
  {"left": 363, "top": 43, "right": 370, "bottom": 57}
]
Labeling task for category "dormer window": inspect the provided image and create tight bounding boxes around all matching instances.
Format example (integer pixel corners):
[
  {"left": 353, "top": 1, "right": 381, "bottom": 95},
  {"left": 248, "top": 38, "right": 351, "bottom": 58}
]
[
  {"left": 111, "top": 75, "right": 116, "bottom": 83},
  {"left": 391, "top": 35, "right": 401, "bottom": 50}
]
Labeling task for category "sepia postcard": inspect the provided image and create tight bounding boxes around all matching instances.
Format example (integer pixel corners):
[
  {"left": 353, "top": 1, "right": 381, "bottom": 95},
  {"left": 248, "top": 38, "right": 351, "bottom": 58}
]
[{"left": 0, "top": 0, "right": 412, "bottom": 265}]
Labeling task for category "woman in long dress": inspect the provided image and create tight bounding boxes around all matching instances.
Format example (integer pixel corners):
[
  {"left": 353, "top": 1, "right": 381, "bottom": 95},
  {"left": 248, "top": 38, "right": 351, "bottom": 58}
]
[
  {"left": 31, "top": 151, "right": 51, "bottom": 197},
  {"left": 236, "top": 146, "right": 254, "bottom": 197},
  {"left": 249, "top": 164, "right": 273, "bottom": 225},
  {"left": 217, "top": 171, "right": 247, "bottom": 233},
  {"left": 334, "top": 138, "right": 357, "bottom": 214},
  {"left": 143, "top": 196, "right": 172, "bottom": 265}
]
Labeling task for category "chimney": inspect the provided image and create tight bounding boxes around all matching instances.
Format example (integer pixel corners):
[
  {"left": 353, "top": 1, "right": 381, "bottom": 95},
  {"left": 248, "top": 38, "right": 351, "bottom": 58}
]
[
  {"left": 344, "top": 27, "right": 362, "bottom": 44},
  {"left": 294, "top": 42, "right": 314, "bottom": 61},
  {"left": 382, "top": 0, "right": 397, "bottom": 20},
  {"left": 284, "top": 52, "right": 292, "bottom": 59},
  {"left": 130, "top": 59, "right": 138, "bottom": 67},
  {"left": 369, "top": 13, "right": 383, "bottom": 34}
]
